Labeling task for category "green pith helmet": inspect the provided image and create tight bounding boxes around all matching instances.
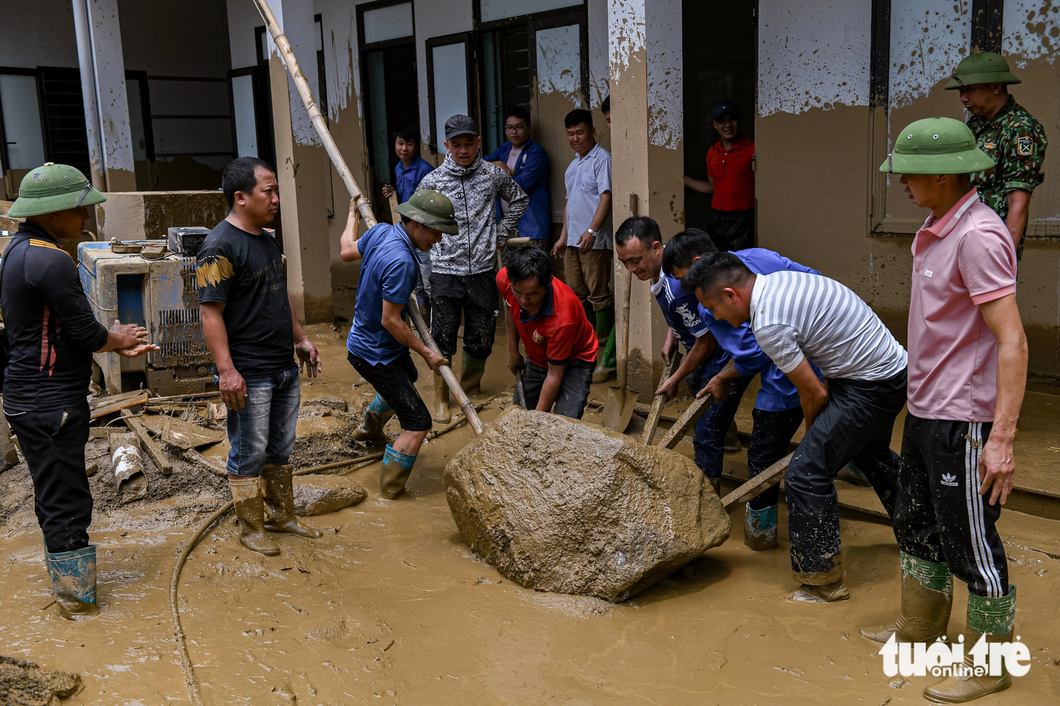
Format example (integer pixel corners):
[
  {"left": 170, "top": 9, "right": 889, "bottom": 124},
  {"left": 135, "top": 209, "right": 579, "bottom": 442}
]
[
  {"left": 879, "top": 117, "right": 996, "bottom": 174},
  {"left": 7, "top": 163, "right": 106, "bottom": 218},
  {"left": 394, "top": 189, "right": 459, "bottom": 234},
  {"left": 945, "top": 52, "right": 1021, "bottom": 89}
]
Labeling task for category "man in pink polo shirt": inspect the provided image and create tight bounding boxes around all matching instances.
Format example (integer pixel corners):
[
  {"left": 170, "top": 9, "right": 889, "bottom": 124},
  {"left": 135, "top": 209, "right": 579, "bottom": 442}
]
[{"left": 866, "top": 117, "right": 1028, "bottom": 703}]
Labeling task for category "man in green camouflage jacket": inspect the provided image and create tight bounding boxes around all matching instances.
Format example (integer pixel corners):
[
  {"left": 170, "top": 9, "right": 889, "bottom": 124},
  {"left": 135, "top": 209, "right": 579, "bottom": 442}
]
[{"left": 947, "top": 52, "right": 1047, "bottom": 261}]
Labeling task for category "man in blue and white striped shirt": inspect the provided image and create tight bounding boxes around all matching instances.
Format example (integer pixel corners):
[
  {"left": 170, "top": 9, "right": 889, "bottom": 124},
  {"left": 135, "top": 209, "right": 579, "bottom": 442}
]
[{"left": 684, "top": 252, "right": 908, "bottom": 603}]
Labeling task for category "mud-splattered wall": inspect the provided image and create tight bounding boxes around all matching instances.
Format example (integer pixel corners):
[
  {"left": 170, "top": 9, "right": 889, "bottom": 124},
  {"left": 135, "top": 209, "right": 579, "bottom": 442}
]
[{"left": 756, "top": 0, "right": 1060, "bottom": 380}]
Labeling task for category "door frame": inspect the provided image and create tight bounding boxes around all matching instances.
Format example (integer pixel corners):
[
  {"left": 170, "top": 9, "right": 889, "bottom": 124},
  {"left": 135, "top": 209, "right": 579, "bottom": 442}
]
[{"left": 425, "top": 32, "right": 475, "bottom": 155}]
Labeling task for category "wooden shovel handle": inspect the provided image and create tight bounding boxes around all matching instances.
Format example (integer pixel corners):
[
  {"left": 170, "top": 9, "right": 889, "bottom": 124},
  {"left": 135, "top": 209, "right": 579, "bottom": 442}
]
[
  {"left": 657, "top": 391, "right": 715, "bottom": 450},
  {"left": 721, "top": 454, "right": 793, "bottom": 509},
  {"left": 406, "top": 298, "right": 484, "bottom": 435},
  {"left": 641, "top": 349, "right": 681, "bottom": 444}
]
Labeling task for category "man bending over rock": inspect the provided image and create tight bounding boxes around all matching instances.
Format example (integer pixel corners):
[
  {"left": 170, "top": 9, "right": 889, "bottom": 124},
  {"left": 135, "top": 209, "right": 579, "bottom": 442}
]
[{"left": 499, "top": 245, "right": 598, "bottom": 418}]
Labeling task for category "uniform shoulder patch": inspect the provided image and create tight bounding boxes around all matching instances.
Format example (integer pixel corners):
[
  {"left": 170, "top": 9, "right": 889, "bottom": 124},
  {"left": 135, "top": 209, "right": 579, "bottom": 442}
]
[
  {"left": 982, "top": 140, "right": 997, "bottom": 150},
  {"left": 1016, "top": 136, "right": 1033, "bottom": 156},
  {"left": 28, "top": 238, "right": 61, "bottom": 250}
]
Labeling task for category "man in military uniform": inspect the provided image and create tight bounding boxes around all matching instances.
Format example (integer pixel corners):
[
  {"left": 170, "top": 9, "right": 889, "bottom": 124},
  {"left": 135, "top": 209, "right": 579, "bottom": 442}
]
[{"left": 948, "top": 52, "right": 1047, "bottom": 260}]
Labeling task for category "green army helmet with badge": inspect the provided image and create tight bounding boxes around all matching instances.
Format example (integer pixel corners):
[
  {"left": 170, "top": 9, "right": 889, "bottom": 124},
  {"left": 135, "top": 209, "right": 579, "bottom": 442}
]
[
  {"left": 880, "top": 117, "right": 996, "bottom": 174},
  {"left": 394, "top": 189, "right": 459, "bottom": 234},
  {"left": 7, "top": 163, "right": 106, "bottom": 218},
  {"left": 945, "top": 52, "right": 1021, "bottom": 90}
]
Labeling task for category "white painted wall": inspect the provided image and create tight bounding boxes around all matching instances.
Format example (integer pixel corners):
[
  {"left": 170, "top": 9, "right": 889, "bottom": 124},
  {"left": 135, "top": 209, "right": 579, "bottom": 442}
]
[
  {"left": 0, "top": 0, "right": 78, "bottom": 68},
  {"left": 645, "top": 0, "right": 681, "bottom": 148},
  {"left": 757, "top": 0, "right": 872, "bottom": 116},
  {"left": 268, "top": 0, "right": 323, "bottom": 148},
  {"left": 316, "top": 0, "right": 363, "bottom": 123},
  {"left": 888, "top": 0, "right": 971, "bottom": 109},
  {"left": 1004, "top": 0, "right": 1060, "bottom": 66}
]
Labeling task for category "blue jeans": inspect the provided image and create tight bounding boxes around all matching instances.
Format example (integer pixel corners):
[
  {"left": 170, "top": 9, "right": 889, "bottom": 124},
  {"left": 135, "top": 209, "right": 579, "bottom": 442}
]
[
  {"left": 686, "top": 358, "right": 751, "bottom": 479},
  {"left": 224, "top": 365, "right": 301, "bottom": 477}
]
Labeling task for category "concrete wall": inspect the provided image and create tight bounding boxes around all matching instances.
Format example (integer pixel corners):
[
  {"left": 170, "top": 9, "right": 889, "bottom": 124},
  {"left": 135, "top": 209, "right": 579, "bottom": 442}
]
[
  {"left": 0, "top": 0, "right": 78, "bottom": 68},
  {"left": 755, "top": 0, "right": 1060, "bottom": 380}
]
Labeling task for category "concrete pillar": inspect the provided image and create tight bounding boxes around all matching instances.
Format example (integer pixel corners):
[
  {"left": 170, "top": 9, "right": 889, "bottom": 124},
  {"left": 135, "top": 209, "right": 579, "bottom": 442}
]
[
  {"left": 70, "top": 0, "right": 136, "bottom": 192},
  {"left": 608, "top": 0, "right": 684, "bottom": 400},
  {"left": 265, "top": 0, "right": 334, "bottom": 323}
]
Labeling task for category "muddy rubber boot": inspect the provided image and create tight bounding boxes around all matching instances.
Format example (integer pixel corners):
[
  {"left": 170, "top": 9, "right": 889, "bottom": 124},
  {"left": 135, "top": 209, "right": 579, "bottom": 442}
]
[
  {"left": 433, "top": 372, "right": 452, "bottom": 424},
  {"left": 380, "top": 444, "right": 417, "bottom": 499},
  {"left": 459, "top": 353, "right": 488, "bottom": 397},
  {"left": 581, "top": 300, "right": 597, "bottom": 329},
  {"left": 594, "top": 306, "right": 614, "bottom": 347},
  {"left": 352, "top": 394, "right": 395, "bottom": 446},
  {"left": 261, "top": 464, "right": 322, "bottom": 538},
  {"left": 744, "top": 503, "right": 778, "bottom": 551},
  {"left": 592, "top": 327, "right": 617, "bottom": 383},
  {"left": 724, "top": 419, "right": 741, "bottom": 452},
  {"left": 837, "top": 461, "right": 872, "bottom": 487},
  {"left": 792, "top": 579, "right": 850, "bottom": 602},
  {"left": 45, "top": 545, "right": 99, "bottom": 620},
  {"left": 861, "top": 552, "right": 953, "bottom": 643},
  {"left": 229, "top": 476, "right": 280, "bottom": 556},
  {"left": 923, "top": 587, "right": 1016, "bottom": 703}
]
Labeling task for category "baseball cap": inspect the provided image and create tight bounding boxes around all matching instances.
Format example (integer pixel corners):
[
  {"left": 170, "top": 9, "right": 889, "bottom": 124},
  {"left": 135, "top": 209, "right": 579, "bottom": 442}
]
[
  {"left": 712, "top": 101, "right": 740, "bottom": 121},
  {"left": 444, "top": 114, "right": 479, "bottom": 140}
]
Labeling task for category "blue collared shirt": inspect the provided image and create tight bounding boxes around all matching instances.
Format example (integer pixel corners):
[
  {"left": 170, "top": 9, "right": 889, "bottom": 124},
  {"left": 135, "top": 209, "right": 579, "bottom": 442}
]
[
  {"left": 394, "top": 156, "right": 434, "bottom": 204},
  {"left": 697, "top": 248, "right": 821, "bottom": 411},
  {"left": 650, "top": 273, "right": 729, "bottom": 368},
  {"left": 564, "top": 143, "right": 612, "bottom": 249},
  {"left": 346, "top": 223, "right": 421, "bottom": 365}
]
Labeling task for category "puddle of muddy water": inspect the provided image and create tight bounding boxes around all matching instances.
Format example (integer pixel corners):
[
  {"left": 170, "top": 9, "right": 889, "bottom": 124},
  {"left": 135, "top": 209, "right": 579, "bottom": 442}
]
[{"left": 1, "top": 325, "right": 1058, "bottom": 704}]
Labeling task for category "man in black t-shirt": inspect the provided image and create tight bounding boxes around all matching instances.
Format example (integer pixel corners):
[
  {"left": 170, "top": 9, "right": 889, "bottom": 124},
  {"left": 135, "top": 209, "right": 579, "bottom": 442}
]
[
  {"left": 199, "top": 157, "right": 323, "bottom": 557},
  {"left": 2, "top": 163, "right": 157, "bottom": 619}
]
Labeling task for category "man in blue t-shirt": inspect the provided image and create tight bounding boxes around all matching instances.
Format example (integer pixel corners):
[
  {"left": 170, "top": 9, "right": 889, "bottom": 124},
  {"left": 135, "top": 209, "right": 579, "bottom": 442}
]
[
  {"left": 614, "top": 217, "right": 733, "bottom": 483},
  {"left": 340, "top": 189, "right": 458, "bottom": 499},
  {"left": 381, "top": 124, "right": 435, "bottom": 318},
  {"left": 664, "top": 229, "right": 822, "bottom": 552},
  {"left": 483, "top": 106, "right": 551, "bottom": 246}
]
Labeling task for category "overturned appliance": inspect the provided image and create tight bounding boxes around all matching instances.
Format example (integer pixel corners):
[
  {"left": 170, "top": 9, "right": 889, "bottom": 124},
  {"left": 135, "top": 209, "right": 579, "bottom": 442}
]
[{"left": 78, "top": 228, "right": 213, "bottom": 395}]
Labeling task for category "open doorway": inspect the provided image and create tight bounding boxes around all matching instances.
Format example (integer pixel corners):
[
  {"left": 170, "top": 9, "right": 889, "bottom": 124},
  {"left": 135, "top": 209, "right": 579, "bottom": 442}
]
[
  {"left": 359, "top": 1, "right": 419, "bottom": 223},
  {"left": 683, "top": 0, "right": 757, "bottom": 233}
]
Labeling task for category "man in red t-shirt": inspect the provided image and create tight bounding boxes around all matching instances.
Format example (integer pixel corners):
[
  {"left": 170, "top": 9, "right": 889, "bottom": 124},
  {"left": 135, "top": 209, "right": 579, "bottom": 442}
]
[
  {"left": 498, "top": 246, "right": 598, "bottom": 418},
  {"left": 684, "top": 100, "right": 755, "bottom": 251}
]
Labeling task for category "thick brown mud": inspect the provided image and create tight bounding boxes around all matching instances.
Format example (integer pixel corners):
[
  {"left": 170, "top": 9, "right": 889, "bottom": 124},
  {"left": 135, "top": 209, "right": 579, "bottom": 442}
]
[{"left": 1, "top": 324, "right": 1058, "bottom": 704}]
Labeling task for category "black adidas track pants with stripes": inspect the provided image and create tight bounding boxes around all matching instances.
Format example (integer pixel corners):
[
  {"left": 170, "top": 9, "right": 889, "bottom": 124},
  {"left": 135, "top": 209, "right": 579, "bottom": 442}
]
[{"left": 894, "top": 415, "right": 1009, "bottom": 598}]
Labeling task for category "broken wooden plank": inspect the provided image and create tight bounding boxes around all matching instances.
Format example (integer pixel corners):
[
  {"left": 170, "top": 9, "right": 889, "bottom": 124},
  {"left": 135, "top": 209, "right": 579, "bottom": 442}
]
[
  {"left": 89, "top": 390, "right": 148, "bottom": 419},
  {"left": 138, "top": 416, "right": 226, "bottom": 450},
  {"left": 656, "top": 392, "right": 714, "bottom": 449},
  {"left": 120, "top": 408, "right": 174, "bottom": 475},
  {"left": 721, "top": 454, "right": 793, "bottom": 510},
  {"left": 641, "top": 350, "right": 681, "bottom": 445},
  {"left": 184, "top": 448, "right": 228, "bottom": 477}
]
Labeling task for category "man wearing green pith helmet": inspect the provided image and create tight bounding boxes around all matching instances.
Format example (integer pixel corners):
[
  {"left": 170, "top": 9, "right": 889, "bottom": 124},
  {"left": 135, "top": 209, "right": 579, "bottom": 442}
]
[
  {"left": 868, "top": 118, "right": 1028, "bottom": 703},
  {"left": 1, "top": 164, "right": 159, "bottom": 619},
  {"left": 340, "top": 189, "right": 458, "bottom": 499},
  {"left": 947, "top": 52, "right": 1047, "bottom": 261}
]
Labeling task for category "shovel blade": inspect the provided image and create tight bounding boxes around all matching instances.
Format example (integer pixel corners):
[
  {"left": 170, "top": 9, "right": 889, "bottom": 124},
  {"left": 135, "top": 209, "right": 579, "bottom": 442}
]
[{"left": 602, "top": 385, "right": 637, "bottom": 433}]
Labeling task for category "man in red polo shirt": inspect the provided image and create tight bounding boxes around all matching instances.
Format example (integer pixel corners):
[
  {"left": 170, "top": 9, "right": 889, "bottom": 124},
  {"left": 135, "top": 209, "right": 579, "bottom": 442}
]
[
  {"left": 684, "top": 100, "right": 755, "bottom": 251},
  {"left": 499, "top": 246, "right": 598, "bottom": 418},
  {"left": 865, "top": 117, "right": 1027, "bottom": 703}
]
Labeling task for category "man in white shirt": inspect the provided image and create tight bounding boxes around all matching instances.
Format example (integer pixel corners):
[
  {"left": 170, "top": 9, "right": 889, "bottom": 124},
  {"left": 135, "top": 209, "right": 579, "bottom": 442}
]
[{"left": 685, "top": 252, "right": 908, "bottom": 603}]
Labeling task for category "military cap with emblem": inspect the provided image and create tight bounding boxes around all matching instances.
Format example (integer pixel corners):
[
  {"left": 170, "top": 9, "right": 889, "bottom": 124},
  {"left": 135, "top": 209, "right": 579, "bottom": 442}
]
[
  {"left": 7, "top": 163, "right": 106, "bottom": 218},
  {"left": 880, "top": 117, "right": 996, "bottom": 174},
  {"left": 946, "top": 52, "right": 1021, "bottom": 90},
  {"left": 394, "top": 189, "right": 459, "bottom": 234}
]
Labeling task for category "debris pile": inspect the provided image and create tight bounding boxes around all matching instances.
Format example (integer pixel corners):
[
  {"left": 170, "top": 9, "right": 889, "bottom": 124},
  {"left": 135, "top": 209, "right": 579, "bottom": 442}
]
[
  {"left": 444, "top": 408, "right": 731, "bottom": 602},
  {"left": 0, "top": 654, "right": 82, "bottom": 706}
]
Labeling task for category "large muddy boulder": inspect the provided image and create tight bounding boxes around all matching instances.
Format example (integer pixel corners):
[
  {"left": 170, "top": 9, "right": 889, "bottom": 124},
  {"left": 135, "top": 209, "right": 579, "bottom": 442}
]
[
  {"left": 293, "top": 476, "right": 367, "bottom": 516},
  {"left": 444, "top": 408, "right": 730, "bottom": 602}
]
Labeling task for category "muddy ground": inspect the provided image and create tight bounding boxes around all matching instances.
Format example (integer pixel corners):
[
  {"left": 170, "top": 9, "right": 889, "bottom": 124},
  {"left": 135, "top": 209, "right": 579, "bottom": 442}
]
[{"left": 1, "top": 323, "right": 1059, "bottom": 704}]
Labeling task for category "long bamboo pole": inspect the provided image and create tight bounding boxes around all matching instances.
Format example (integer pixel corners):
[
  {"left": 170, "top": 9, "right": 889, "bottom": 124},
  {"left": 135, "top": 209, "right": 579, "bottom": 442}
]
[
  {"left": 251, "top": 0, "right": 376, "bottom": 229},
  {"left": 252, "top": 0, "right": 483, "bottom": 436}
]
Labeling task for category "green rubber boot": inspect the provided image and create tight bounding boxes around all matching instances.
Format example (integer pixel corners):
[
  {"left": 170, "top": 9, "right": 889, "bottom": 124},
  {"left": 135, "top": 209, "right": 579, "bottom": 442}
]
[
  {"left": 594, "top": 306, "right": 614, "bottom": 346},
  {"left": 352, "top": 394, "right": 395, "bottom": 446},
  {"left": 380, "top": 444, "right": 417, "bottom": 499},
  {"left": 861, "top": 552, "right": 953, "bottom": 644},
  {"left": 593, "top": 326, "right": 617, "bottom": 383},
  {"left": 923, "top": 586, "right": 1016, "bottom": 703},
  {"left": 460, "top": 353, "right": 488, "bottom": 397}
]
